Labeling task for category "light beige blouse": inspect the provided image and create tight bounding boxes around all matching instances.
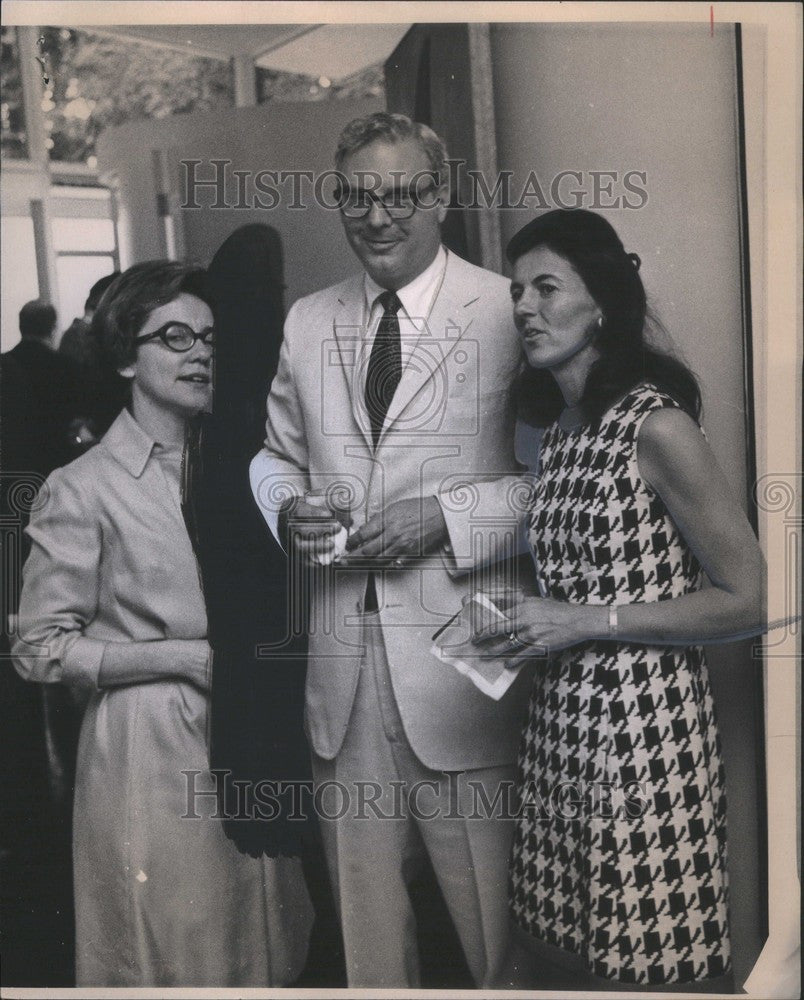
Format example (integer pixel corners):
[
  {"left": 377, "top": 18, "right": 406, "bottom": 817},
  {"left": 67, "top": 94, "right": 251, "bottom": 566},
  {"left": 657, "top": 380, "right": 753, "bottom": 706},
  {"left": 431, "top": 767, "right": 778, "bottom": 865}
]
[
  {"left": 13, "top": 407, "right": 208, "bottom": 689},
  {"left": 13, "top": 408, "right": 312, "bottom": 987}
]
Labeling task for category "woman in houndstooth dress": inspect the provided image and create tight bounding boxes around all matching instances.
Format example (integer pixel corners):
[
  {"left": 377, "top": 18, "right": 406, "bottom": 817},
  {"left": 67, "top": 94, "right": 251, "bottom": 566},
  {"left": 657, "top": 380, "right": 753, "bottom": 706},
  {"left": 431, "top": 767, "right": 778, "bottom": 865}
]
[{"left": 473, "top": 210, "right": 763, "bottom": 989}]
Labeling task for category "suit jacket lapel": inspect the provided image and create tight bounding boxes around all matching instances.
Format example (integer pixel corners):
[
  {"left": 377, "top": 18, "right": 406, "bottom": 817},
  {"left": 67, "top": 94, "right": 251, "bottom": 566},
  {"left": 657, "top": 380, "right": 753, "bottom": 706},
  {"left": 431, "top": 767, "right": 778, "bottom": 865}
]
[
  {"left": 332, "top": 274, "right": 373, "bottom": 453},
  {"left": 381, "top": 253, "right": 478, "bottom": 443}
]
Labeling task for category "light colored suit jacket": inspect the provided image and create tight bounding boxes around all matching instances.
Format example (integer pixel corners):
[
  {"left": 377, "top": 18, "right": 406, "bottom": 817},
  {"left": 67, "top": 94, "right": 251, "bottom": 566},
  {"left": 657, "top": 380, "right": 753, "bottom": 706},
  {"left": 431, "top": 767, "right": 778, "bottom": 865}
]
[{"left": 251, "top": 250, "right": 532, "bottom": 771}]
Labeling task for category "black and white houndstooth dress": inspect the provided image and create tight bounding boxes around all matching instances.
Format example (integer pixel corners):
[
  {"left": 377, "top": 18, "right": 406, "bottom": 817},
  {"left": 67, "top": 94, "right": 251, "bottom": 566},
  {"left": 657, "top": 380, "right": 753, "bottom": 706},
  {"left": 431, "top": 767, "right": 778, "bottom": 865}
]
[{"left": 509, "top": 383, "right": 731, "bottom": 985}]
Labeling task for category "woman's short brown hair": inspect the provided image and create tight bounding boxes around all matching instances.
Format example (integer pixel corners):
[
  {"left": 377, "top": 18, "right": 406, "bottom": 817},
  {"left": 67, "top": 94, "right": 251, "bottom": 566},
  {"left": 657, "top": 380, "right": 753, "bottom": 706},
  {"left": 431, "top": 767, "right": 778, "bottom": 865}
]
[{"left": 92, "top": 260, "right": 211, "bottom": 370}]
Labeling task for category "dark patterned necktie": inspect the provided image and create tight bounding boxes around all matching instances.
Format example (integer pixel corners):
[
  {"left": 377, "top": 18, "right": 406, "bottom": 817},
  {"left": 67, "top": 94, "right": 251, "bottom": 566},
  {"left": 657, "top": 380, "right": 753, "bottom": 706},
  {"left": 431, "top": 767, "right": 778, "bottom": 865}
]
[{"left": 365, "top": 290, "right": 402, "bottom": 449}]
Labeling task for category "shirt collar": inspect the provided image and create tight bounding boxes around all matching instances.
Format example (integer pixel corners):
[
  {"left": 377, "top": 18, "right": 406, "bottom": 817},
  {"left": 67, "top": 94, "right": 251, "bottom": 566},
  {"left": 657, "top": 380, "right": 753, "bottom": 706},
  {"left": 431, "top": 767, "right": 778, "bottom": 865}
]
[
  {"left": 101, "top": 407, "right": 160, "bottom": 479},
  {"left": 363, "top": 245, "right": 447, "bottom": 321}
]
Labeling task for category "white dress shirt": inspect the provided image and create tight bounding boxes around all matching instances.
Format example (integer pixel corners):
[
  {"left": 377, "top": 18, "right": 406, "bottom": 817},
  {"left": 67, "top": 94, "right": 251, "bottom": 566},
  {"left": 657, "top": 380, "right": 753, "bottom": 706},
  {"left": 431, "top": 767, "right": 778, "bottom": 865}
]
[{"left": 359, "top": 244, "right": 448, "bottom": 390}]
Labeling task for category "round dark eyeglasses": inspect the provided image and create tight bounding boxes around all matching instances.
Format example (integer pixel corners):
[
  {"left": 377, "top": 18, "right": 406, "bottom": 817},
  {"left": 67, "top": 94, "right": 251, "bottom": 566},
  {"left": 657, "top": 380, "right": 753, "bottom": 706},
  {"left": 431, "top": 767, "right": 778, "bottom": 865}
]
[
  {"left": 336, "top": 182, "right": 439, "bottom": 220},
  {"left": 134, "top": 322, "right": 215, "bottom": 353}
]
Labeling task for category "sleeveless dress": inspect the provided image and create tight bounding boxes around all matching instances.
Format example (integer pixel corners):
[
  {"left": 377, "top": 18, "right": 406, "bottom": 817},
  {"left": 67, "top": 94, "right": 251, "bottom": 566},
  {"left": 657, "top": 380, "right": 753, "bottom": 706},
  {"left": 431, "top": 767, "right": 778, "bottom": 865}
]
[{"left": 509, "top": 383, "right": 731, "bottom": 985}]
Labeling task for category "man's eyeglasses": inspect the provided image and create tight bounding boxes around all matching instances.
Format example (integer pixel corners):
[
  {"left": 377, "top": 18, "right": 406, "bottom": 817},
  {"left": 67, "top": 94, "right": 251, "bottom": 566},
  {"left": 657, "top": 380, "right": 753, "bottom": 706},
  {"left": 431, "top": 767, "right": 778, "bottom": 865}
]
[
  {"left": 134, "top": 322, "right": 215, "bottom": 353},
  {"left": 336, "top": 182, "right": 439, "bottom": 220}
]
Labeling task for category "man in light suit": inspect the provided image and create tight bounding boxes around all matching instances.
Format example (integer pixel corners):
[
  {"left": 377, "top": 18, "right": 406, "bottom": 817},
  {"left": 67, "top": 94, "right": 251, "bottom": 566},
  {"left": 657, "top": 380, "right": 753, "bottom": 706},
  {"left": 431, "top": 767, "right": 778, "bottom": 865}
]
[{"left": 250, "top": 112, "right": 530, "bottom": 987}]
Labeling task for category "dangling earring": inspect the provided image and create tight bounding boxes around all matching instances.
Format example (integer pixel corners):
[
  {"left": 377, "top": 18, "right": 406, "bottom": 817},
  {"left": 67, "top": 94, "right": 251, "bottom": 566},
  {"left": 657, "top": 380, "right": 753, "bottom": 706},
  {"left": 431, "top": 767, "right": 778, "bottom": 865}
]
[{"left": 596, "top": 315, "right": 605, "bottom": 331}]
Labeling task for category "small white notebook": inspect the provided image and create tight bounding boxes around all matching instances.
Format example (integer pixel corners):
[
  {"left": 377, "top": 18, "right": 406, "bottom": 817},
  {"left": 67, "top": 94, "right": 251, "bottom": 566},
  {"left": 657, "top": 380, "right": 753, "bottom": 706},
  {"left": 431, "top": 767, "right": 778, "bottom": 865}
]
[{"left": 431, "top": 592, "right": 525, "bottom": 700}]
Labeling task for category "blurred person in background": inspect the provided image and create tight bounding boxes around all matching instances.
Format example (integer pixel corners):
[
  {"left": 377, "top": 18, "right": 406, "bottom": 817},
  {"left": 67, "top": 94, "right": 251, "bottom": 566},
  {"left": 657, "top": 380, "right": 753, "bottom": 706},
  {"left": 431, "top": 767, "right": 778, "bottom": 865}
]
[
  {"left": 59, "top": 271, "right": 120, "bottom": 368},
  {"left": 1, "top": 300, "right": 97, "bottom": 985},
  {"left": 3, "top": 300, "right": 91, "bottom": 474},
  {"left": 60, "top": 271, "right": 129, "bottom": 440}
]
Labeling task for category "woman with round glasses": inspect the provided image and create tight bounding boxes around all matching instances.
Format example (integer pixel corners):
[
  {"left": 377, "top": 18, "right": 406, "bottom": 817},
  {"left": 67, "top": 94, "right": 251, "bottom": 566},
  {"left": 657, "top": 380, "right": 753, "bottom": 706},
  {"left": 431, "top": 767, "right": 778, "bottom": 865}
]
[{"left": 13, "top": 261, "right": 313, "bottom": 986}]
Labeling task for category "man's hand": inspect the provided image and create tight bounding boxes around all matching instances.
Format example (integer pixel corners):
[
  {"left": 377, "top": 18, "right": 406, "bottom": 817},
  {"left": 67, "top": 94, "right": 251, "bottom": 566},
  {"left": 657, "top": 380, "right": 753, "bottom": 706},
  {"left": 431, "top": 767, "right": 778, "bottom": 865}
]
[
  {"left": 281, "top": 497, "right": 345, "bottom": 566},
  {"left": 344, "top": 495, "right": 448, "bottom": 565}
]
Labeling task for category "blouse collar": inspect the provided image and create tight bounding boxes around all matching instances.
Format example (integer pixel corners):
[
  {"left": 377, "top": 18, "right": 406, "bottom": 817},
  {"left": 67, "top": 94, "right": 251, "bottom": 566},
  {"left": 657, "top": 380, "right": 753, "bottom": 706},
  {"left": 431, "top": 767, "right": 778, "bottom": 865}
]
[{"left": 102, "top": 407, "right": 160, "bottom": 479}]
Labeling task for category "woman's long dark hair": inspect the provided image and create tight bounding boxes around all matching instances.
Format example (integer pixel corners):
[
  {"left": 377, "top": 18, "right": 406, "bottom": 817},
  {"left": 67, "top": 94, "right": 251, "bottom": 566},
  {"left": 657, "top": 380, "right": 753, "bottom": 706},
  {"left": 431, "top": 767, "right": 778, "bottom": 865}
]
[{"left": 506, "top": 209, "right": 701, "bottom": 426}]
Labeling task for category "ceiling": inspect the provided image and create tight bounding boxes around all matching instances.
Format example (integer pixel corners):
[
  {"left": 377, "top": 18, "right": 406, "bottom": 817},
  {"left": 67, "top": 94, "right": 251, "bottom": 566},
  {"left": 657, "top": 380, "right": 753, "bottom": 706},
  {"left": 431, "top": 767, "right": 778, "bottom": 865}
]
[
  {"left": 90, "top": 24, "right": 311, "bottom": 60},
  {"left": 90, "top": 23, "right": 411, "bottom": 81},
  {"left": 255, "top": 23, "right": 409, "bottom": 79}
]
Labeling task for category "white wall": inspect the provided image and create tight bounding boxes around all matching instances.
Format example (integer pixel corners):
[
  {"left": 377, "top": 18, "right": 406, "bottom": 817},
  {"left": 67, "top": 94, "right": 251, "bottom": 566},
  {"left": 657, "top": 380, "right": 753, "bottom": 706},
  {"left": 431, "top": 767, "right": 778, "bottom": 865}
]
[
  {"left": 1, "top": 170, "right": 119, "bottom": 350},
  {"left": 1, "top": 166, "right": 51, "bottom": 350},
  {"left": 95, "top": 97, "right": 383, "bottom": 307},
  {"left": 1, "top": 215, "right": 40, "bottom": 351},
  {"left": 491, "top": 22, "right": 748, "bottom": 503}
]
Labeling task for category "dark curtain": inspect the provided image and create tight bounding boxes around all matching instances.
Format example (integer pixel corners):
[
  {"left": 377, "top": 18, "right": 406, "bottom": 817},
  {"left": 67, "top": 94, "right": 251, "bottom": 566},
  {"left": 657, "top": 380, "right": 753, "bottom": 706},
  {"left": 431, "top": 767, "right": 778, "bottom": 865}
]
[{"left": 182, "top": 224, "right": 310, "bottom": 858}]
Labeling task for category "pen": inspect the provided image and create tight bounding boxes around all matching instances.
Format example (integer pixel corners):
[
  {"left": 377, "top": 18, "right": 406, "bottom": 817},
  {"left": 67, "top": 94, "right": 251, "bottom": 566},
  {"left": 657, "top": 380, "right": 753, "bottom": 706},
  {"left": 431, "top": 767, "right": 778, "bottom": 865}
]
[{"left": 431, "top": 607, "right": 462, "bottom": 643}]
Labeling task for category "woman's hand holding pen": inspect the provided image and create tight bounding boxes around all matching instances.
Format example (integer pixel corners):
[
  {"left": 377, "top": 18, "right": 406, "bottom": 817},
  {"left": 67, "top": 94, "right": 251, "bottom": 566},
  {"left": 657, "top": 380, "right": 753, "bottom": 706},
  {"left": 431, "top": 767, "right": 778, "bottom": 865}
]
[{"left": 471, "top": 590, "right": 608, "bottom": 667}]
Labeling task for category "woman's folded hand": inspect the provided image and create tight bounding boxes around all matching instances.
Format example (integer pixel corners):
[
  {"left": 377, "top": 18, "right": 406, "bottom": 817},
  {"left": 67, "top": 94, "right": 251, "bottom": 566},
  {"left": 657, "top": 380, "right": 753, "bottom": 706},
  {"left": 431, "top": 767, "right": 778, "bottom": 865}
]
[
  {"left": 97, "top": 638, "right": 213, "bottom": 691},
  {"left": 471, "top": 595, "right": 607, "bottom": 665},
  {"left": 176, "top": 639, "right": 213, "bottom": 692}
]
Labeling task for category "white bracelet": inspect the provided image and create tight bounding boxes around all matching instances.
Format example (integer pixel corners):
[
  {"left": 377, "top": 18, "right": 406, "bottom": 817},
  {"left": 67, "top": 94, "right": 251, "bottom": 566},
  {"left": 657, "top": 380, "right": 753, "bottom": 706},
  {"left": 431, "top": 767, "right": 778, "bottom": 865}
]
[{"left": 608, "top": 605, "right": 619, "bottom": 640}]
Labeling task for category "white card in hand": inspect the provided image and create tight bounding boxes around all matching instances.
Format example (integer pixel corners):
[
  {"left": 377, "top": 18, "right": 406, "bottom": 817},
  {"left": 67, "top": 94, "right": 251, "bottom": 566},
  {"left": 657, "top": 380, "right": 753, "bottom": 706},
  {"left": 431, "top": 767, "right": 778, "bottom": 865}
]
[{"left": 430, "top": 592, "right": 524, "bottom": 700}]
